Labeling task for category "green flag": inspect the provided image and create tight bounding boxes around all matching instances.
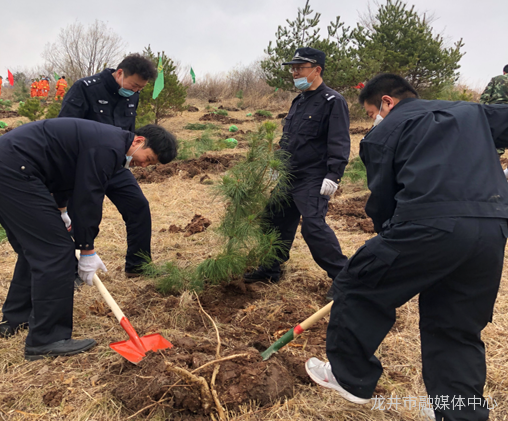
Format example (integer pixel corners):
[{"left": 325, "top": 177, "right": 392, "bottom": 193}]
[
  {"left": 152, "top": 56, "right": 164, "bottom": 100},
  {"left": 53, "top": 71, "right": 59, "bottom": 80},
  {"left": 190, "top": 67, "right": 196, "bottom": 84}
]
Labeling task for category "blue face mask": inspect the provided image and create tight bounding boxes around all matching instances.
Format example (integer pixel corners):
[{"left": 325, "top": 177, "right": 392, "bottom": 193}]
[
  {"left": 119, "top": 88, "right": 135, "bottom": 97},
  {"left": 118, "top": 73, "right": 136, "bottom": 97},
  {"left": 293, "top": 68, "right": 317, "bottom": 91}
]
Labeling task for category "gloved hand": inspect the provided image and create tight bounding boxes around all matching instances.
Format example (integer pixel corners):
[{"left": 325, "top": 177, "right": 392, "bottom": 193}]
[
  {"left": 269, "top": 169, "right": 279, "bottom": 182},
  {"left": 320, "top": 178, "right": 339, "bottom": 196},
  {"left": 78, "top": 253, "right": 107, "bottom": 286},
  {"left": 60, "top": 209, "right": 72, "bottom": 232},
  {"left": 504, "top": 167, "right": 508, "bottom": 180}
]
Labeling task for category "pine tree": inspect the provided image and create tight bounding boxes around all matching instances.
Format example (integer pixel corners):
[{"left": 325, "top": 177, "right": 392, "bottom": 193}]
[
  {"left": 136, "top": 46, "right": 187, "bottom": 127},
  {"left": 18, "top": 99, "right": 44, "bottom": 121},
  {"left": 197, "top": 121, "right": 290, "bottom": 283}
]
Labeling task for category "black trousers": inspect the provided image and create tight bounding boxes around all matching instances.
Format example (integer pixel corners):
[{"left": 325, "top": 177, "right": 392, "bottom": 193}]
[
  {"left": 327, "top": 217, "right": 506, "bottom": 421},
  {"left": 0, "top": 164, "right": 75, "bottom": 347},
  {"left": 262, "top": 179, "right": 348, "bottom": 280},
  {"left": 68, "top": 167, "right": 151, "bottom": 272}
]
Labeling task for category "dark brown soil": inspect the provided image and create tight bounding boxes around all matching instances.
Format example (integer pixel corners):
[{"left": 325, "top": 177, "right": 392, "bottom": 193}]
[
  {"left": 218, "top": 105, "right": 240, "bottom": 112},
  {"left": 350, "top": 126, "right": 371, "bottom": 135},
  {"left": 98, "top": 278, "right": 329, "bottom": 418},
  {"left": 133, "top": 153, "right": 242, "bottom": 183},
  {"left": 187, "top": 106, "right": 199, "bottom": 112},
  {"left": 42, "top": 389, "right": 65, "bottom": 407},
  {"left": 0, "top": 110, "right": 19, "bottom": 118},
  {"left": 165, "top": 214, "right": 212, "bottom": 237},
  {"left": 199, "top": 113, "right": 245, "bottom": 125},
  {"left": 328, "top": 193, "right": 375, "bottom": 233}
]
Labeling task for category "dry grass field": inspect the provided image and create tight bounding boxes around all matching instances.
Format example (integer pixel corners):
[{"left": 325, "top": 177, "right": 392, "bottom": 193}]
[{"left": 0, "top": 100, "right": 506, "bottom": 420}]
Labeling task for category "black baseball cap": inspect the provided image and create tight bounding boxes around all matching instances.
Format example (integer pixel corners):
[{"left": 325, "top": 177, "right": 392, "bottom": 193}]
[{"left": 282, "top": 47, "right": 326, "bottom": 67}]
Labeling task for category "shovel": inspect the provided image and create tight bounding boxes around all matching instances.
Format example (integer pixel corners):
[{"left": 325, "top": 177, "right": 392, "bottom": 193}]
[
  {"left": 260, "top": 301, "right": 333, "bottom": 360},
  {"left": 76, "top": 251, "right": 173, "bottom": 364}
]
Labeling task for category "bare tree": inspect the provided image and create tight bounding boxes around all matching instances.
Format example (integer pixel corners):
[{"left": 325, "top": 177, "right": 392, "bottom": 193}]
[{"left": 42, "top": 20, "right": 126, "bottom": 83}]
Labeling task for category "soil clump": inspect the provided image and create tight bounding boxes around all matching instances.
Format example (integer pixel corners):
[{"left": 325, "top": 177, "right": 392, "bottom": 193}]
[
  {"left": 328, "top": 193, "right": 375, "bottom": 233},
  {"left": 133, "top": 153, "right": 242, "bottom": 183},
  {"left": 199, "top": 112, "right": 245, "bottom": 125}
]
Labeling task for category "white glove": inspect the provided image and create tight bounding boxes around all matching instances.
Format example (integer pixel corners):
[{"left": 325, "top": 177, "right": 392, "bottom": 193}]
[
  {"left": 269, "top": 169, "right": 279, "bottom": 182},
  {"left": 320, "top": 178, "right": 338, "bottom": 196},
  {"left": 78, "top": 253, "right": 107, "bottom": 286},
  {"left": 60, "top": 210, "right": 72, "bottom": 232},
  {"left": 504, "top": 168, "right": 508, "bottom": 180}
]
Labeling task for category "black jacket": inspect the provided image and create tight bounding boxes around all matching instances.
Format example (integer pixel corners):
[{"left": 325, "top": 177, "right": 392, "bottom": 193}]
[
  {"left": 360, "top": 98, "right": 508, "bottom": 232},
  {"left": 0, "top": 118, "right": 134, "bottom": 249},
  {"left": 59, "top": 68, "right": 138, "bottom": 131},
  {"left": 280, "top": 83, "right": 350, "bottom": 182}
]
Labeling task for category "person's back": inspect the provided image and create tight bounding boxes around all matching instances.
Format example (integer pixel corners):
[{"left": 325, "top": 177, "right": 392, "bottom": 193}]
[
  {"left": 480, "top": 64, "right": 508, "bottom": 104},
  {"left": 361, "top": 98, "right": 508, "bottom": 229}
]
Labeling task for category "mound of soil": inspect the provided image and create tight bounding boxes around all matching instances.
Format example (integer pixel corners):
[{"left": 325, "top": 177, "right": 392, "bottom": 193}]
[
  {"left": 328, "top": 194, "right": 375, "bottom": 233},
  {"left": 187, "top": 106, "right": 199, "bottom": 112},
  {"left": 218, "top": 105, "right": 240, "bottom": 112},
  {"left": 350, "top": 126, "right": 371, "bottom": 135},
  {"left": 109, "top": 347, "right": 296, "bottom": 416},
  {"left": 0, "top": 110, "right": 19, "bottom": 118},
  {"left": 199, "top": 113, "right": 245, "bottom": 125},
  {"left": 133, "top": 154, "right": 242, "bottom": 183},
  {"left": 164, "top": 214, "right": 212, "bottom": 237}
]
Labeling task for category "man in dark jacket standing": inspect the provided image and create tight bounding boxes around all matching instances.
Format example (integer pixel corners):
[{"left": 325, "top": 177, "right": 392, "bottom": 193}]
[
  {"left": 243, "top": 48, "right": 350, "bottom": 299},
  {"left": 305, "top": 74, "right": 508, "bottom": 421},
  {"left": 59, "top": 54, "right": 157, "bottom": 277},
  {"left": 0, "top": 119, "right": 177, "bottom": 359}
]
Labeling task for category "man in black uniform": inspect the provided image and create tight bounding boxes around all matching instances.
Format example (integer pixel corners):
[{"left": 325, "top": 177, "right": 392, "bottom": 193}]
[
  {"left": 59, "top": 54, "right": 157, "bottom": 277},
  {"left": 305, "top": 74, "right": 508, "bottom": 421},
  {"left": 243, "top": 48, "right": 350, "bottom": 299},
  {"left": 0, "top": 119, "right": 177, "bottom": 359}
]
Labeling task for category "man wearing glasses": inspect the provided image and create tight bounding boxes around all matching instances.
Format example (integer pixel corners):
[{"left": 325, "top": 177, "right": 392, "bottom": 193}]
[
  {"left": 244, "top": 47, "right": 350, "bottom": 301},
  {"left": 59, "top": 54, "right": 158, "bottom": 278}
]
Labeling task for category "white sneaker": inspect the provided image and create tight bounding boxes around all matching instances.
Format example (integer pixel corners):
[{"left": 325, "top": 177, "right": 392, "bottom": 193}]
[{"left": 305, "top": 357, "right": 371, "bottom": 404}]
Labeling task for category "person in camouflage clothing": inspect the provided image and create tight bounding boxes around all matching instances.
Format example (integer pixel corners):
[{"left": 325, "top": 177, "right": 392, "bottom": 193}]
[{"left": 481, "top": 65, "right": 508, "bottom": 159}]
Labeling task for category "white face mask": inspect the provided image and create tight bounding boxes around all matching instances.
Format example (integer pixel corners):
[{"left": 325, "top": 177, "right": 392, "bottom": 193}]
[
  {"left": 124, "top": 144, "right": 143, "bottom": 168},
  {"left": 373, "top": 101, "right": 384, "bottom": 127}
]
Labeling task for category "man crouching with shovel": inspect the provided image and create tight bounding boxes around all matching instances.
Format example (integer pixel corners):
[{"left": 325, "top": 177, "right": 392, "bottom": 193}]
[
  {"left": 0, "top": 118, "right": 177, "bottom": 360},
  {"left": 306, "top": 74, "right": 508, "bottom": 421}
]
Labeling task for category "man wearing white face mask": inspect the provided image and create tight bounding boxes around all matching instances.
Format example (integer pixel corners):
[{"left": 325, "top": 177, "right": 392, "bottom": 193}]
[
  {"left": 307, "top": 73, "right": 508, "bottom": 421},
  {"left": 59, "top": 54, "right": 158, "bottom": 278},
  {"left": 243, "top": 47, "right": 350, "bottom": 301}
]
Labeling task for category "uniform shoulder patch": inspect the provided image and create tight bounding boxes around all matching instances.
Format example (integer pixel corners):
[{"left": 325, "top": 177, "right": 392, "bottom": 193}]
[{"left": 82, "top": 76, "right": 101, "bottom": 87}]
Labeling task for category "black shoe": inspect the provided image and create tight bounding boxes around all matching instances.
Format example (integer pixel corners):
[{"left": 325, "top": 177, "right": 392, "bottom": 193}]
[
  {"left": 325, "top": 286, "right": 334, "bottom": 302},
  {"left": 25, "top": 338, "right": 97, "bottom": 361},
  {"left": 0, "top": 321, "right": 14, "bottom": 338},
  {"left": 243, "top": 269, "right": 280, "bottom": 284}
]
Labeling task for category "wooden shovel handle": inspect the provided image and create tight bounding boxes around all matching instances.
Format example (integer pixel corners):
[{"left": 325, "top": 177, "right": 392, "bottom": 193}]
[
  {"left": 75, "top": 251, "right": 125, "bottom": 323},
  {"left": 299, "top": 301, "right": 334, "bottom": 332}
]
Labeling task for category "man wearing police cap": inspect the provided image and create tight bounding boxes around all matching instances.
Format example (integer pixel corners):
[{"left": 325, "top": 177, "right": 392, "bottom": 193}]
[{"left": 244, "top": 47, "right": 350, "bottom": 300}]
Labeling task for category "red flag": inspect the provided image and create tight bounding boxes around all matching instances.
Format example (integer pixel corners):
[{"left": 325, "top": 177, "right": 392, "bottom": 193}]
[
  {"left": 7, "top": 70, "right": 14, "bottom": 86},
  {"left": 352, "top": 82, "right": 365, "bottom": 89}
]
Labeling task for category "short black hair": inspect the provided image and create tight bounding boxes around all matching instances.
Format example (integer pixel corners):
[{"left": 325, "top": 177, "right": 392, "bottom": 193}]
[
  {"left": 61, "top": 76, "right": 65, "bottom": 79},
  {"left": 504, "top": 64, "right": 508, "bottom": 74},
  {"left": 359, "top": 73, "right": 418, "bottom": 106},
  {"left": 135, "top": 125, "right": 178, "bottom": 165},
  {"left": 117, "top": 53, "right": 158, "bottom": 81},
  {"left": 311, "top": 63, "right": 325, "bottom": 76}
]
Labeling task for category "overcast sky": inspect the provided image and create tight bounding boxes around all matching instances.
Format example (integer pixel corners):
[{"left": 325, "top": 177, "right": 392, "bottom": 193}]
[{"left": 2, "top": 0, "right": 507, "bottom": 89}]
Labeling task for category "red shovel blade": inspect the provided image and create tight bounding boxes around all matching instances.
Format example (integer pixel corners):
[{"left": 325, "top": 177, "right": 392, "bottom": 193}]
[
  {"left": 110, "top": 334, "right": 173, "bottom": 364},
  {"left": 110, "top": 317, "right": 173, "bottom": 364}
]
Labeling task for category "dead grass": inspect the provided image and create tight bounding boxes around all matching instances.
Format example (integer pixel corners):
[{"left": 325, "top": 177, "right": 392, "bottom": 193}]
[{"left": 0, "top": 107, "right": 506, "bottom": 421}]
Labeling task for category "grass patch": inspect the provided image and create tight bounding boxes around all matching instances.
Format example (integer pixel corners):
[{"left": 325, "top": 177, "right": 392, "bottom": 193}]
[
  {"left": 214, "top": 109, "right": 228, "bottom": 116},
  {"left": 342, "top": 156, "right": 368, "bottom": 188},
  {"left": 0, "top": 225, "right": 6, "bottom": 243},
  {"left": 255, "top": 110, "right": 272, "bottom": 118},
  {"left": 176, "top": 128, "right": 226, "bottom": 160},
  {"left": 184, "top": 123, "right": 218, "bottom": 130}
]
